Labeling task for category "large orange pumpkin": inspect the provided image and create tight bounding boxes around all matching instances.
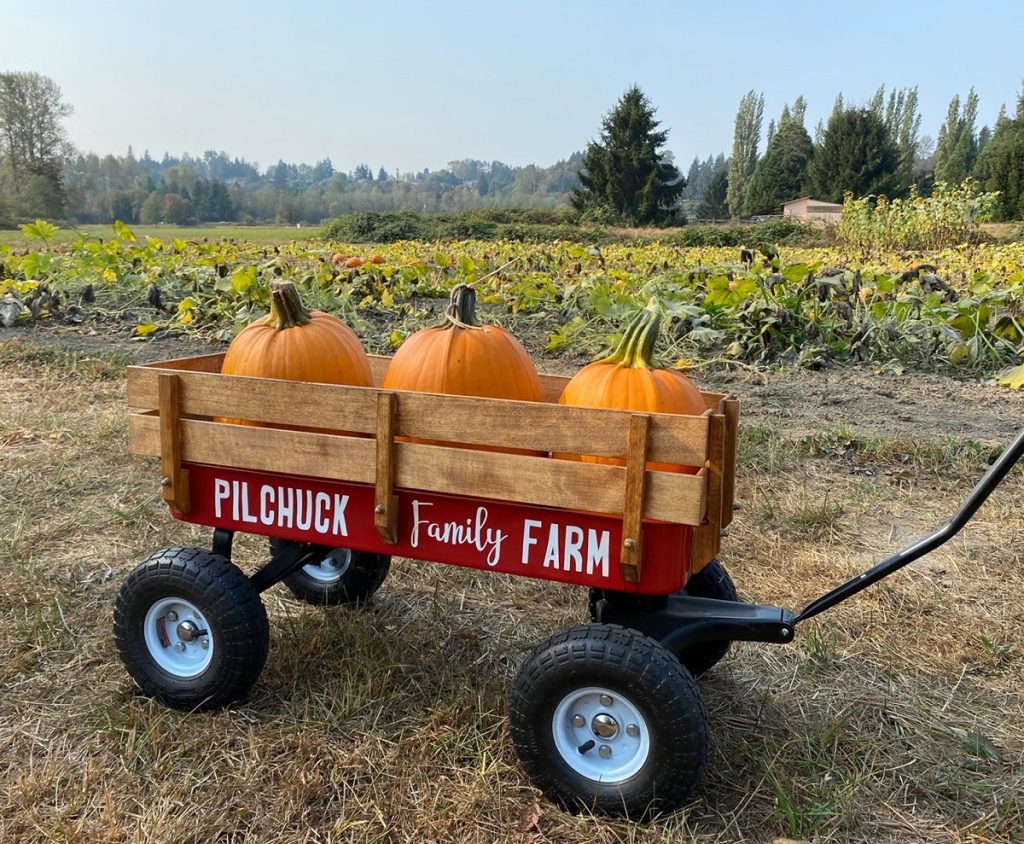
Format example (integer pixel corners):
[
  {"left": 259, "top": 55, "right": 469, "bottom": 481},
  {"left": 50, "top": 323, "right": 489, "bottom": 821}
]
[
  {"left": 383, "top": 284, "right": 542, "bottom": 401},
  {"left": 382, "top": 284, "right": 543, "bottom": 451},
  {"left": 218, "top": 280, "right": 372, "bottom": 427},
  {"left": 557, "top": 308, "right": 705, "bottom": 473}
]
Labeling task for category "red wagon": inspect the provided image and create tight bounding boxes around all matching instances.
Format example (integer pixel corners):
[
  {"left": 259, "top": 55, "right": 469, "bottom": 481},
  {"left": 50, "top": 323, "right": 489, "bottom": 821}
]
[{"left": 116, "top": 352, "right": 1024, "bottom": 817}]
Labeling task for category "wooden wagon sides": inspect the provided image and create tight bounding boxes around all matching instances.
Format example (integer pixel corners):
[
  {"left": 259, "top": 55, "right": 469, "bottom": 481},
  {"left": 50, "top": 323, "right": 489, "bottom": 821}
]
[{"left": 127, "top": 353, "right": 737, "bottom": 585}]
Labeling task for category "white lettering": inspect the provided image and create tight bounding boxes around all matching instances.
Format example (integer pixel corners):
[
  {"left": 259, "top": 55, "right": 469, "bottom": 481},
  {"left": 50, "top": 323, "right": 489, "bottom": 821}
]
[
  {"left": 586, "top": 529, "right": 610, "bottom": 578},
  {"left": 239, "top": 481, "right": 258, "bottom": 524},
  {"left": 296, "top": 489, "right": 313, "bottom": 531},
  {"left": 214, "top": 479, "right": 230, "bottom": 518},
  {"left": 231, "top": 480, "right": 241, "bottom": 521},
  {"left": 522, "top": 520, "right": 542, "bottom": 564},
  {"left": 278, "top": 487, "right": 294, "bottom": 529},
  {"left": 314, "top": 492, "right": 330, "bottom": 533},
  {"left": 260, "top": 485, "right": 275, "bottom": 526},
  {"left": 564, "top": 525, "right": 584, "bottom": 572},
  {"left": 543, "top": 524, "right": 560, "bottom": 569},
  {"left": 413, "top": 501, "right": 508, "bottom": 566},
  {"left": 332, "top": 494, "right": 349, "bottom": 536}
]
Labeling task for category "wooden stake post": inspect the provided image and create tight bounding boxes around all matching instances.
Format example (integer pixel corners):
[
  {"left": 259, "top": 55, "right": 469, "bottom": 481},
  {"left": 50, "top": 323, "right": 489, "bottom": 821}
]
[
  {"left": 374, "top": 392, "right": 399, "bottom": 544},
  {"left": 157, "top": 373, "right": 190, "bottom": 514}
]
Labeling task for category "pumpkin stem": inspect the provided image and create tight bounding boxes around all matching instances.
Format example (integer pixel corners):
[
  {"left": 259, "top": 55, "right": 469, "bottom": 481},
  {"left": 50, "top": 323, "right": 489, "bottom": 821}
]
[
  {"left": 444, "top": 284, "right": 485, "bottom": 331},
  {"left": 602, "top": 309, "right": 659, "bottom": 369},
  {"left": 267, "top": 281, "right": 312, "bottom": 330}
]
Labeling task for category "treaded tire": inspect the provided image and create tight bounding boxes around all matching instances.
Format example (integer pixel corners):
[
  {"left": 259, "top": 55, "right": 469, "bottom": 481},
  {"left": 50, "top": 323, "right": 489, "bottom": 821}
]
[
  {"left": 509, "top": 624, "right": 708, "bottom": 819},
  {"left": 588, "top": 560, "right": 738, "bottom": 678},
  {"left": 676, "top": 560, "right": 737, "bottom": 677},
  {"left": 113, "top": 547, "right": 269, "bottom": 710},
  {"left": 270, "top": 538, "right": 390, "bottom": 606}
]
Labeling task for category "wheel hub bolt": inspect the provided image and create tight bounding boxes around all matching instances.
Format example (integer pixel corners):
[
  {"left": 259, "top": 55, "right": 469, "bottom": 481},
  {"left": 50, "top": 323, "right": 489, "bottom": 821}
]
[
  {"left": 626, "top": 724, "right": 639, "bottom": 738},
  {"left": 592, "top": 713, "right": 619, "bottom": 739},
  {"left": 572, "top": 714, "right": 585, "bottom": 728},
  {"left": 200, "top": 639, "right": 210, "bottom": 650},
  {"left": 177, "top": 620, "right": 201, "bottom": 642},
  {"left": 599, "top": 745, "right": 612, "bottom": 759},
  {"left": 166, "top": 611, "right": 178, "bottom": 622},
  {"left": 174, "top": 641, "right": 186, "bottom": 652},
  {"left": 599, "top": 694, "right": 613, "bottom": 706}
]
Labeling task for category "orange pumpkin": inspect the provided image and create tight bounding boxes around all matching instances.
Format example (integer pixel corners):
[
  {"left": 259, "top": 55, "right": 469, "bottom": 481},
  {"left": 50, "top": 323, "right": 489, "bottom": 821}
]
[
  {"left": 330, "top": 252, "right": 348, "bottom": 265},
  {"left": 370, "top": 254, "right": 385, "bottom": 264},
  {"left": 383, "top": 284, "right": 542, "bottom": 401},
  {"left": 557, "top": 308, "right": 705, "bottom": 473},
  {"left": 218, "top": 280, "right": 372, "bottom": 428},
  {"left": 345, "top": 256, "right": 364, "bottom": 269},
  {"left": 383, "top": 284, "right": 543, "bottom": 452}
]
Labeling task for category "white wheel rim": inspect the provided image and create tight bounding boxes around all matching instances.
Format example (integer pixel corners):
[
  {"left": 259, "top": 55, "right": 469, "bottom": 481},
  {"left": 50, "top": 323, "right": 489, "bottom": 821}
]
[
  {"left": 551, "top": 686, "right": 651, "bottom": 783},
  {"left": 143, "top": 596, "right": 214, "bottom": 678},
  {"left": 301, "top": 548, "right": 352, "bottom": 584}
]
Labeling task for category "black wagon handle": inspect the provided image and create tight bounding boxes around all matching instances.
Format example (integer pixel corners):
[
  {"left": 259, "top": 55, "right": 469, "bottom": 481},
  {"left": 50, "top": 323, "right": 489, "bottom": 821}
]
[{"left": 795, "top": 424, "right": 1024, "bottom": 624}]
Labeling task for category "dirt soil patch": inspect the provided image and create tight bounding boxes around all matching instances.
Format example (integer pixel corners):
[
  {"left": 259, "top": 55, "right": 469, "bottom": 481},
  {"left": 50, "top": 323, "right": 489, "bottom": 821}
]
[{"left": 1, "top": 328, "right": 1022, "bottom": 843}]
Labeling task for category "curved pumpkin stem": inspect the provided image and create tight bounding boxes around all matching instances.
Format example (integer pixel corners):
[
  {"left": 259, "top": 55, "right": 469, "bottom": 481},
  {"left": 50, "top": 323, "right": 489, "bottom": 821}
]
[
  {"left": 267, "top": 281, "right": 312, "bottom": 330},
  {"left": 444, "top": 284, "right": 485, "bottom": 331},
  {"left": 602, "top": 309, "right": 660, "bottom": 369}
]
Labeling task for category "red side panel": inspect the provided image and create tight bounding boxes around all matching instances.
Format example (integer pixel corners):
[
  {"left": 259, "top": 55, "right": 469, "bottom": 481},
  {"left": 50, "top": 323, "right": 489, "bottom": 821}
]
[{"left": 173, "top": 463, "right": 692, "bottom": 595}]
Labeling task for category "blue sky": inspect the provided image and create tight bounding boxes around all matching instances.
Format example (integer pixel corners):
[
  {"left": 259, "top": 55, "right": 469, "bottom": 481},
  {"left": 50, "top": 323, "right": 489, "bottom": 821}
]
[{"left": 3, "top": 0, "right": 1022, "bottom": 173}]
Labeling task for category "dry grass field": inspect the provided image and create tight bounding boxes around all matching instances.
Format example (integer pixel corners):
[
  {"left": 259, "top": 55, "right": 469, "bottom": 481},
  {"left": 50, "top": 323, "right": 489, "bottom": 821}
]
[{"left": 1, "top": 333, "right": 1022, "bottom": 844}]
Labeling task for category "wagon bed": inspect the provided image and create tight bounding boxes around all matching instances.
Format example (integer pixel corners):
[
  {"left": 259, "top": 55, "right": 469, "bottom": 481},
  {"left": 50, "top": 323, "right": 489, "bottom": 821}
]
[{"left": 126, "top": 352, "right": 738, "bottom": 595}]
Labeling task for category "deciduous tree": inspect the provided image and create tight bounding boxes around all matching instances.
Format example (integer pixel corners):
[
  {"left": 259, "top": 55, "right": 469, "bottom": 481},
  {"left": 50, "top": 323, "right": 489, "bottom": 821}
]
[
  {"left": 0, "top": 71, "right": 73, "bottom": 218},
  {"left": 726, "top": 91, "right": 763, "bottom": 218}
]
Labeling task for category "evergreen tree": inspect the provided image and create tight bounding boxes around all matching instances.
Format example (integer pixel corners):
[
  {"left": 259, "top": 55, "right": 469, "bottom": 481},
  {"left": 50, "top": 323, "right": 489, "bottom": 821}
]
[
  {"left": 696, "top": 168, "right": 729, "bottom": 219},
  {"left": 726, "top": 91, "right": 763, "bottom": 218},
  {"left": 744, "top": 103, "right": 814, "bottom": 214},
  {"left": 934, "top": 89, "right": 979, "bottom": 184},
  {"left": 974, "top": 90, "right": 1024, "bottom": 220},
  {"left": 571, "top": 85, "right": 683, "bottom": 225},
  {"left": 807, "top": 107, "right": 900, "bottom": 201}
]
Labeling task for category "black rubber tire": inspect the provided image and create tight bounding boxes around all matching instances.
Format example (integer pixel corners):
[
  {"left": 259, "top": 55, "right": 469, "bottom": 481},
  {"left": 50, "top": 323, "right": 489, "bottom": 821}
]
[
  {"left": 113, "top": 547, "right": 269, "bottom": 710},
  {"left": 587, "top": 560, "right": 738, "bottom": 678},
  {"left": 509, "top": 624, "right": 708, "bottom": 819},
  {"left": 676, "top": 560, "right": 738, "bottom": 677},
  {"left": 270, "top": 538, "right": 390, "bottom": 606}
]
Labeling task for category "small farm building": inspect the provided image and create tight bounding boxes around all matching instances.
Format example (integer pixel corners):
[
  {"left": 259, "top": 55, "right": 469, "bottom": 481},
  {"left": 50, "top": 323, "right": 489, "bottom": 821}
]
[{"left": 783, "top": 197, "right": 844, "bottom": 223}]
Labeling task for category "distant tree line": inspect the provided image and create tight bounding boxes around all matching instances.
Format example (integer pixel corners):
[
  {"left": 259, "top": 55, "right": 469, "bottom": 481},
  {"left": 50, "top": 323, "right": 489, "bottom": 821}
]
[
  {"left": 4, "top": 70, "right": 1024, "bottom": 228},
  {"left": 710, "top": 84, "right": 1024, "bottom": 221}
]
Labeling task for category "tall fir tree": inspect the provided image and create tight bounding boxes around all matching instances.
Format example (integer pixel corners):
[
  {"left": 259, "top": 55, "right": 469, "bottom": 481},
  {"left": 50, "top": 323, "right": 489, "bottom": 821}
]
[
  {"left": 973, "top": 89, "right": 1024, "bottom": 220},
  {"left": 696, "top": 167, "right": 729, "bottom": 219},
  {"left": 744, "top": 101, "right": 814, "bottom": 214},
  {"left": 726, "top": 90, "right": 764, "bottom": 218},
  {"left": 571, "top": 85, "right": 683, "bottom": 225},
  {"left": 934, "top": 89, "right": 979, "bottom": 184},
  {"left": 807, "top": 107, "right": 900, "bottom": 201}
]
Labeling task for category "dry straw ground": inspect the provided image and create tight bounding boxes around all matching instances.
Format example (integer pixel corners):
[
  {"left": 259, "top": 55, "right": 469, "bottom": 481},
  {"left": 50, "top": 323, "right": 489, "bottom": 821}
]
[{"left": 0, "top": 334, "right": 1022, "bottom": 844}]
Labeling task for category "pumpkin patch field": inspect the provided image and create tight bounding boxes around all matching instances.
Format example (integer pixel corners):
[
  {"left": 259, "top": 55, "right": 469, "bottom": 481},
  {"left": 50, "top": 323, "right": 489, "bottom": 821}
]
[{"left": 1, "top": 223, "right": 1023, "bottom": 843}]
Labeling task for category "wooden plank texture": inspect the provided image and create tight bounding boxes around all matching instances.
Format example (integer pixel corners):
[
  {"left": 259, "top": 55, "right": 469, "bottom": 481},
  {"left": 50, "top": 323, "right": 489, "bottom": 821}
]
[
  {"left": 690, "top": 412, "right": 726, "bottom": 571},
  {"left": 127, "top": 367, "right": 710, "bottom": 466},
  {"left": 158, "top": 373, "right": 190, "bottom": 514},
  {"left": 720, "top": 397, "right": 739, "bottom": 528},
  {"left": 620, "top": 415, "right": 651, "bottom": 583},
  {"left": 128, "top": 415, "right": 707, "bottom": 524},
  {"left": 374, "top": 392, "right": 399, "bottom": 543}
]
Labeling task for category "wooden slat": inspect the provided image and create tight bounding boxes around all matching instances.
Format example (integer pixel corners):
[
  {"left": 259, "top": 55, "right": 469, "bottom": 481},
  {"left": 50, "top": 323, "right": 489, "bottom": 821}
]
[
  {"left": 127, "top": 368, "right": 710, "bottom": 466},
  {"left": 620, "top": 415, "right": 651, "bottom": 584},
  {"left": 690, "top": 413, "right": 726, "bottom": 572},
  {"left": 158, "top": 373, "right": 190, "bottom": 514},
  {"left": 149, "top": 352, "right": 226, "bottom": 373},
  {"left": 374, "top": 392, "right": 399, "bottom": 543},
  {"left": 128, "top": 415, "right": 707, "bottom": 525},
  {"left": 720, "top": 397, "right": 739, "bottom": 528}
]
